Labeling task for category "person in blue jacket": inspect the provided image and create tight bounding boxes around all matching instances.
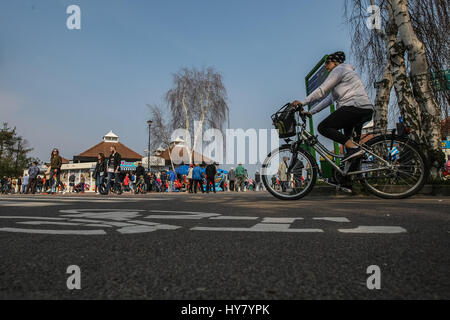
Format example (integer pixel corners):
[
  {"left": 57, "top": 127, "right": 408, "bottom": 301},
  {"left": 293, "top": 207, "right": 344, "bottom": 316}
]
[
  {"left": 168, "top": 170, "right": 177, "bottom": 192},
  {"left": 192, "top": 164, "right": 204, "bottom": 194}
]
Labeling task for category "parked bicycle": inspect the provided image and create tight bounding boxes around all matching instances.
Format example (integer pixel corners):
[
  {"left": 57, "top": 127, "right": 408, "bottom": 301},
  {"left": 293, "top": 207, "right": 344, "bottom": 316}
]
[{"left": 262, "top": 103, "right": 428, "bottom": 200}]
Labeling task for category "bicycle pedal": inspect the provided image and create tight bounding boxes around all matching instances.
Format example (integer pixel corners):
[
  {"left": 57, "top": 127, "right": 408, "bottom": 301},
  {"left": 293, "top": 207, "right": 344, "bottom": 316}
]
[{"left": 339, "top": 187, "right": 353, "bottom": 194}]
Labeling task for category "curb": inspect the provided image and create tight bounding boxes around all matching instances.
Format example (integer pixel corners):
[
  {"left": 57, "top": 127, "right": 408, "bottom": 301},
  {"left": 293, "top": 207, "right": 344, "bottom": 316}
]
[{"left": 309, "top": 185, "right": 450, "bottom": 197}]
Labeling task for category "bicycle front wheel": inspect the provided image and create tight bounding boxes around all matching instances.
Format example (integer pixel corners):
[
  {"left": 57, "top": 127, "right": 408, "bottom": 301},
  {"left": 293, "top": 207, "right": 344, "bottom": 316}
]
[
  {"left": 262, "top": 145, "right": 318, "bottom": 200},
  {"left": 362, "top": 135, "right": 428, "bottom": 199}
]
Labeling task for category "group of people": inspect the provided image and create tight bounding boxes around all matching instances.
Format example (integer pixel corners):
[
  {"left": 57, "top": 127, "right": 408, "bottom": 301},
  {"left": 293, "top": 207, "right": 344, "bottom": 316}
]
[
  {"left": 1, "top": 145, "right": 267, "bottom": 196},
  {"left": 226, "top": 164, "right": 263, "bottom": 192}
]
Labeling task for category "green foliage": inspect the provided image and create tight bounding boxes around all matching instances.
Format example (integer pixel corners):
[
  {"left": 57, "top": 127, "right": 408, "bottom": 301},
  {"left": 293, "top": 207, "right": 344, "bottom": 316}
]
[{"left": 0, "top": 123, "right": 35, "bottom": 177}]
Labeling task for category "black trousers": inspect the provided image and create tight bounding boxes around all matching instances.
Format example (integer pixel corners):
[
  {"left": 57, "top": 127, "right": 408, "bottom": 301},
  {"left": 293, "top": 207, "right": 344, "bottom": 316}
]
[
  {"left": 206, "top": 179, "right": 215, "bottom": 193},
  {"left": 318, "top": 106, "right": 373, "bottom": 145},
  {"left": 27, "top": 178, "right": 37, "bottom": 194},
  {"left": 194, "top": 180, "right": 204, "bottom": 193}
]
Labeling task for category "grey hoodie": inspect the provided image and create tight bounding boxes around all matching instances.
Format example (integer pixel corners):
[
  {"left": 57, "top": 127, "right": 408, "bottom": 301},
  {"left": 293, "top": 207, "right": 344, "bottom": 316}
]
[{"left": 302, "top": 63, "right": 373, "bottom": 115}]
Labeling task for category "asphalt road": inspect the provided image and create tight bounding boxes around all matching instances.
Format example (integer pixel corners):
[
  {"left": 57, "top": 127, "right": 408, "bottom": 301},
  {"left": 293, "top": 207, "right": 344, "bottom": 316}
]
[{"left": 0, "top": 192, "right": 449, "bottom": 300}]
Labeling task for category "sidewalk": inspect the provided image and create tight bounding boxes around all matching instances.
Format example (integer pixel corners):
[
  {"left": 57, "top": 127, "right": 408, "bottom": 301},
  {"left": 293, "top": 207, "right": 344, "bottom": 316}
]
[{"left": 1, "top": 184, "right": 449, "bottom": 199}]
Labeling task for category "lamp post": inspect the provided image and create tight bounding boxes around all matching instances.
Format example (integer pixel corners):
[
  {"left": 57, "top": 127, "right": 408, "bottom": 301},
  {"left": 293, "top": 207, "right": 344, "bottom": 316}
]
[{"left": 147, "top": 120, "right": 153, "bottom": 172}]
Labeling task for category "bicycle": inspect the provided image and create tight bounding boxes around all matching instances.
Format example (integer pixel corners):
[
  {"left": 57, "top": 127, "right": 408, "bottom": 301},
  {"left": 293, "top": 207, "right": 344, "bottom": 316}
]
[{"left": 262, "top": 103, "right": 428, "bottom": 200}]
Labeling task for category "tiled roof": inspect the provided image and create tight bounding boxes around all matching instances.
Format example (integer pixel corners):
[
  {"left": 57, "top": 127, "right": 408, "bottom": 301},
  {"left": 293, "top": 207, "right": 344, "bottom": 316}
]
[{"left": 76, "top": 141, "right": 143, "bottom": 160}]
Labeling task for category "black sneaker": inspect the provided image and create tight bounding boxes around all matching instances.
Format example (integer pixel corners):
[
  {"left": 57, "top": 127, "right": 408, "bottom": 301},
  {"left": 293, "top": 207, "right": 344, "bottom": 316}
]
[{"left": 342, "top": 148, "right": 364, "bottom": 163}]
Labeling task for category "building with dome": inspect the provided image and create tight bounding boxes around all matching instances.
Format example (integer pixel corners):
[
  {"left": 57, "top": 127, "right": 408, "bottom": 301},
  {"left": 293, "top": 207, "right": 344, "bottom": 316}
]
[{"left": 73, "top": 131, "right": 143, "bottom": 163}]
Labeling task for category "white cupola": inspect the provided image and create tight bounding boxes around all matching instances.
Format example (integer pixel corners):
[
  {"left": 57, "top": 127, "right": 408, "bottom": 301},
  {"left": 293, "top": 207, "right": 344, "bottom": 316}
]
[{"left": 103, "top": 131, "right": 119, "bottom": 143}]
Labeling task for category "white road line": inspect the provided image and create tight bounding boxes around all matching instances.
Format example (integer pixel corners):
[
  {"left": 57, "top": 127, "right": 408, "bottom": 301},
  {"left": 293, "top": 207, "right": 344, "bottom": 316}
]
[
  {"left": 18, "top": 221, "right": 83, "bottom": 226},
  {"left": 338, "top": 226, "right": 407, "bottom": 234},
  {"left": 0, "top": 227, "right": 106, "bottom": 235},
  {"left": 149, "top": 210, "right": 221, "bottom": 215},
  {"left": 192, "top": 222, "right": 324, "bottom": 233},
  {"left": 209, "top": 216, "right": 259, "bottom": 220},
  {"left": 313, "top": 217, "right": 351, "bottom": 223},
  {"left": 262, "top": 218, "right": 303, "bottom": 224},
  {"left": 0, "top": 216, "right": 66, "bottom": 220},
  {"left": 147, "top": 211, "right": 221, "bottom": 219}
]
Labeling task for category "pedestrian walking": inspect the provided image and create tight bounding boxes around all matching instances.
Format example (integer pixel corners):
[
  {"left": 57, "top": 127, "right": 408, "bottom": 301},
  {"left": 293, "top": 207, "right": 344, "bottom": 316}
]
[
  {"left": 192, "top": 164, "right": 204, "bottom": 194},
  {"left": 278, "top": 156, "right": 289, "bottom": 192},
  {"left": 228, "top": 167, "right": 236, "bottom": 191},
  {"left": 205, "top": 162, "right": 217, "bottom": 193},
  {"left": 36, "top": 176, "right": 43, "bottom": 194},
  {"left": 26, "top": 161, "right": 40, "bottom": 194},
  {"left": 168, "top": 170, "right": 176, "bottom": 192},
  {"left": 50, "top": 148, "right": 63, "bottom": 194},
  {"left": 235, "top": 163, "right": 246, "bottom": 192},
  {"left": 106, "top": 146, "right": 122, "bottom": 195},
  {"left": 187, "top": 164, "right": 194, "bottom": 193},
  {"left": 93, "top": 153, "right": 107, "bottom": 195},
  {"left": 255, "top": 171, "right": 262, "bottom": 191},
  {"left": 17, "top": 176, "right": 22, "bottom": 194},
  {"left": 68, "top": 173, "right": 76, "bottom": 193},
  {"left": 80, "top": 175, "right": 86, "bottom": 193},
  {"left": 22, "top": 174, "right": 29, "bottom": 194}
]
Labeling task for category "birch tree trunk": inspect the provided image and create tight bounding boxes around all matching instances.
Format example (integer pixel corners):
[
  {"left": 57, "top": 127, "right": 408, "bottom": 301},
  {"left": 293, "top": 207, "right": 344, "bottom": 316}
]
[
  {"left": 391, "top": 0, "right": 443, "bottom": 168},
  {"left": 373, "top": 5, "right": 396, "bottom": 133},
  {"left": 389, "top": 37, "right": 423, "bottom": 143}
]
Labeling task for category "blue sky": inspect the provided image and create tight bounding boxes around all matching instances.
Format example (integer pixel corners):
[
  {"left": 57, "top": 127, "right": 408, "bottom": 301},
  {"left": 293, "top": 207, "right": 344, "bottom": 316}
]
[{"left": 0, "top": 0, "right": 353, "bottom": 166}]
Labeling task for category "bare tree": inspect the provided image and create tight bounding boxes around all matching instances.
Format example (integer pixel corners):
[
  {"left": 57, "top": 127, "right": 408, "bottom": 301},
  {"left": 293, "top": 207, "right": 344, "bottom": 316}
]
[
  {"left": 147, "top": 104, "right": 176, "bottom": 171},
  {"left": 165, "top": 67, "right": 228, "bottom": 163}
]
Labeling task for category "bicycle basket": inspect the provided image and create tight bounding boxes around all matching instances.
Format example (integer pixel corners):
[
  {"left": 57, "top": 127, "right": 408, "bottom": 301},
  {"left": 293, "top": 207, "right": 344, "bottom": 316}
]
[{"left": 271, "top": 104, "right": 297, "bottom": 138}]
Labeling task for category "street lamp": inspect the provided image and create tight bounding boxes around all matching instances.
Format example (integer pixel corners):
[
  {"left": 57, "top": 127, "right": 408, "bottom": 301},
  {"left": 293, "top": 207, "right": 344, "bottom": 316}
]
[{"left": 147, "top": 120, "right": 153, "bottom": 172}]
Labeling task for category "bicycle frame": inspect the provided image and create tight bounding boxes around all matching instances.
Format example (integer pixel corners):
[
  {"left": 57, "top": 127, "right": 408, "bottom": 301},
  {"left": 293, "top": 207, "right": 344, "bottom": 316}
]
[{"left": 294, "top": 119, "right": 394, "bottom": 177}]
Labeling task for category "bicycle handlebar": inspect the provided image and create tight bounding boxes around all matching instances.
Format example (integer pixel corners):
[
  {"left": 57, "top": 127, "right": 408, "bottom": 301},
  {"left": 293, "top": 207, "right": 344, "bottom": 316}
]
[{"left": 287, "top": 102, "right": 308, "bottom": 122}]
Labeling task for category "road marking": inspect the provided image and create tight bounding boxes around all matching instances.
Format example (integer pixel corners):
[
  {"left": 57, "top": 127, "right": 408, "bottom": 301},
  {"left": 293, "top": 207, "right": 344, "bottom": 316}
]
[
  {"left": 0, "top": 216, "right": 66, "bottom": 220},
  {"left": 18, "top": 221, "right": 85, "bottom": 226},
  {"left": 338, "top": 226, "right": 407, "bottom": 234},
  {"left": 191, "top": 226, "right": 324, "bottom": 233},
  {"left": 0, "top": 209, "right": 407, "bottom": 235},
  {"left": 313, "top": 217, "right": 351, "bottom": 223},
  {"left": 147, "top": 210, "right": 221, "bottom": 219},
  {"left": 209, "top": 216, "right": 259, "bottom": 220},
  {"left": 262, "top": 218, "right": 303, "bottom": 224},
  {"left": 192, "top": 222, "right": 323, "bottom": 233},
  {"left": 0, "top": 227, "right": 106, "bottom": 235}
]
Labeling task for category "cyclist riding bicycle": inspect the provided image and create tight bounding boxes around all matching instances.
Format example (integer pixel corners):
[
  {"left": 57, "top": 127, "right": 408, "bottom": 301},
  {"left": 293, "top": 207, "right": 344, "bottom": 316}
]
[{"left": 291, "top": 51, "right": 374, "bottom": 163}]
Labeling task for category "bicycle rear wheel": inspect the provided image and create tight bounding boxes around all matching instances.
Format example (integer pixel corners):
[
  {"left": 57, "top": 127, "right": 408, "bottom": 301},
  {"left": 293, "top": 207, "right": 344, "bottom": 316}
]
[
  {"left": 262, "top": 145, "right": 318, "bottom": 200},
  {"left": 362, "top": 135, "right": 427, "bottom": 199}
]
